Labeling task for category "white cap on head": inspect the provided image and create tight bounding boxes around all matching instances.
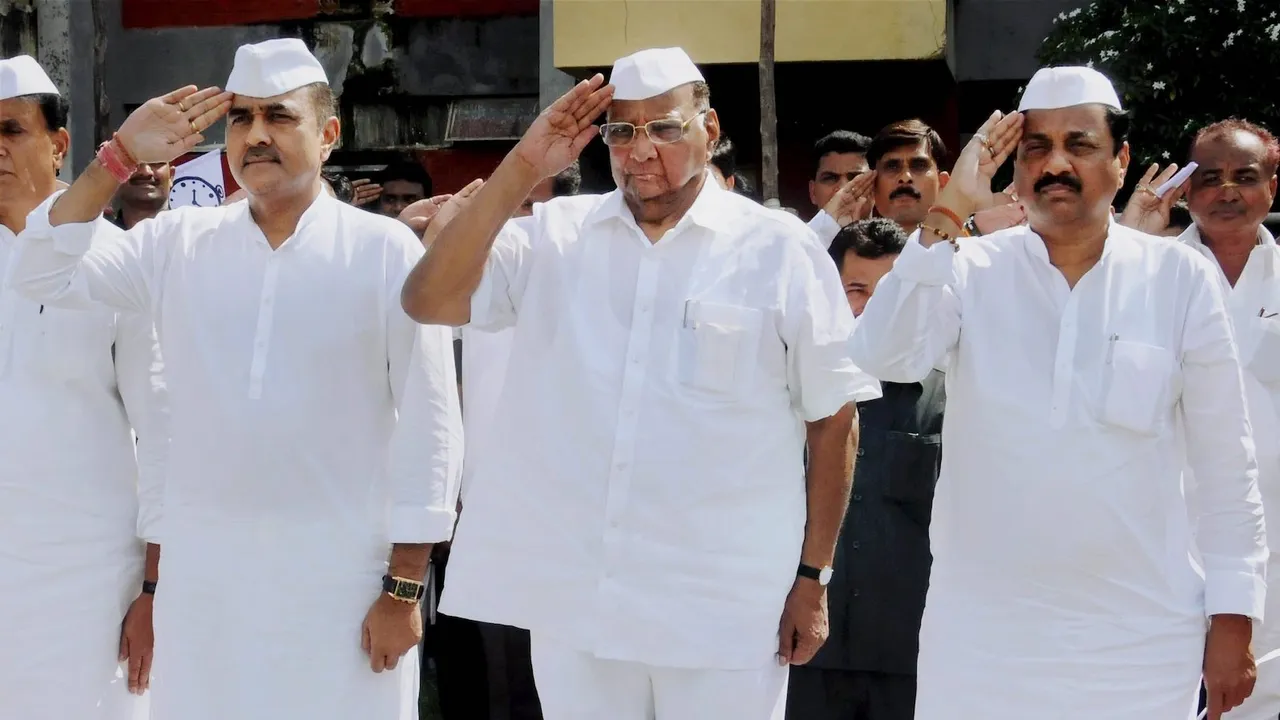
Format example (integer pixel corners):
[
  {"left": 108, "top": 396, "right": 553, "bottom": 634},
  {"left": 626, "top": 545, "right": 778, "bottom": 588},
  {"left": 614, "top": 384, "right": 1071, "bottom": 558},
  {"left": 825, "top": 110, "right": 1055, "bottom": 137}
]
[
  {"left": 609, "top": 47, "right": 705, "bottom": 102},
  {"left": 1018, "top": 66, "right": 1122, "bottom": 112},
  {"left": 0, "top": 55, "right": 60, "bottom": 101},
  {"left": 225, "top": 38, "right": 328, "bottom": 99}
]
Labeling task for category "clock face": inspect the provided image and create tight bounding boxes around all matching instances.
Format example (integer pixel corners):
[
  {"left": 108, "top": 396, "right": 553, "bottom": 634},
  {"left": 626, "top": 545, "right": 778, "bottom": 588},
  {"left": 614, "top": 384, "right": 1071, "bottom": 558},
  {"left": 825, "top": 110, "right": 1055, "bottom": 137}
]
[{"left": 169, "top": 177, "right": 223, "bottom": 208}]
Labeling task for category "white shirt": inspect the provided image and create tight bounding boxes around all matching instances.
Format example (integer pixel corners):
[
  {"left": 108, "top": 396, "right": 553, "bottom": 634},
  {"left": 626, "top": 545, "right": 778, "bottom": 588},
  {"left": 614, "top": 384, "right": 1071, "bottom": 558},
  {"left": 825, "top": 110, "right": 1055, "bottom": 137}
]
[
  {"left": 438, "top": 178, "right": 880, "bottom": 670},
  {"left": 459, "top": 325, "right": 514, "bottom": 503},
  {"left": 849, "top": 222, "right": 1266, "bottom": 716},
  {"left": 13, "top": 192, "right": 463, "bottom": 719},
  {"left": 0, "top": 219, "right": 166, "bottom": 720},
  {"left": 807, "top": 209, "right": 840, "bottom": 248}
]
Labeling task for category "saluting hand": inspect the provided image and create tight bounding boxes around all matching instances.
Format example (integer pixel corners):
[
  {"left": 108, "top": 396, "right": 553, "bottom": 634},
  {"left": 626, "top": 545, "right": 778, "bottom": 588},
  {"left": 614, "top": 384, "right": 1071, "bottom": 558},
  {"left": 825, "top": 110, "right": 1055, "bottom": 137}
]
[
  {"left": 117, "top": 86, "right": 233, "bottom": 164},
  {"left": 823, "top": 171, "right": 876, "bottom": 227},
  {"left": 939, "top": 110, "right": 1024, "bottom": 218},
  {"left": 512, "top": 75, "right": 613, "bottom": 180},
  {"left": 1119, "top": 163, "right": 1188, "bottom": 235}
]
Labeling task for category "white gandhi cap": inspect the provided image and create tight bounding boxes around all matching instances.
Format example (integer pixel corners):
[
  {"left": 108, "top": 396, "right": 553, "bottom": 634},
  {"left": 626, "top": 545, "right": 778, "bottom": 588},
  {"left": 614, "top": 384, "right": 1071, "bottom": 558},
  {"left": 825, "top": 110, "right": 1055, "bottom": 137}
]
[
  {"left": 609, "top": 47, "right": 705, "bottom": 101},
  {"left": 225, "top": 38, "right": 329, "bottom": 99},
  {"left": 1018, "top": 66, "right": 1122, "bottom": 112},
  {"left": 0, "top": 55, "right": 60, "bottom": 101}
]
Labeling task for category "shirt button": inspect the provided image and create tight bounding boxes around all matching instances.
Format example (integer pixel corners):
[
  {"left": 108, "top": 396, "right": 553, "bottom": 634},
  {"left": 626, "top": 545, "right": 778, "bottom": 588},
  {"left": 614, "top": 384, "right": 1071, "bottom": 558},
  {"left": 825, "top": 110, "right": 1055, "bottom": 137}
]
[
  {"left": 852, "top": 494, "right": 862, "bottom": 502},
  {"left": 851, "top": 541, "right": 861, "bottom": 550},
  {"left": 856, "top": 448, "right": 865, "bottom": 457},
  {"left": 852, "top": 588, "right": 860, "bottom": 597}
]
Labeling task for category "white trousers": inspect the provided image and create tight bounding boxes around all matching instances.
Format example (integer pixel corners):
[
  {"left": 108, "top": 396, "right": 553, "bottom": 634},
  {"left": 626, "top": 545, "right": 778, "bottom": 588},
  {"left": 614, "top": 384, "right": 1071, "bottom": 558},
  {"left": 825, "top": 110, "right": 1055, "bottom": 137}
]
[{"left": 529, "top": 633, "right": 788, "bottom": 720}]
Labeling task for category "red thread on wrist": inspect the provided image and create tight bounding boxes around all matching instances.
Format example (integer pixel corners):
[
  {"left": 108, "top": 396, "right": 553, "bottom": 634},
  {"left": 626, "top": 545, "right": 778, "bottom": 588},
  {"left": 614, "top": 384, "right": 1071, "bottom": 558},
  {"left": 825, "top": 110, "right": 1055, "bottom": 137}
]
[{"left": 96, "top": 136, "right": 137, "bottom": 184}]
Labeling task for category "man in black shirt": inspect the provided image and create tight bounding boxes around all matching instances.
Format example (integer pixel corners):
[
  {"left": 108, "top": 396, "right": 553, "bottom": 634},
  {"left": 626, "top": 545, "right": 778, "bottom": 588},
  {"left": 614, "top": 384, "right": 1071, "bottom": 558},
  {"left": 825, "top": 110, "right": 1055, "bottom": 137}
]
[{"left": 788, "top": 218, "right": 945, "bottom": 720}]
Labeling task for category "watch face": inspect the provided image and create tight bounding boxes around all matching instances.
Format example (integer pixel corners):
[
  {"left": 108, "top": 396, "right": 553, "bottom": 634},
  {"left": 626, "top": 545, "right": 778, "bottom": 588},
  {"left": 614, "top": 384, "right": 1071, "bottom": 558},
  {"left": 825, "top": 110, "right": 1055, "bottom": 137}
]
[
  {"left": 819, "top": 567, "right": 834, "bottom": 585},
  {"left": 169, "top": 177, "right": 222, "bottom": 208}
]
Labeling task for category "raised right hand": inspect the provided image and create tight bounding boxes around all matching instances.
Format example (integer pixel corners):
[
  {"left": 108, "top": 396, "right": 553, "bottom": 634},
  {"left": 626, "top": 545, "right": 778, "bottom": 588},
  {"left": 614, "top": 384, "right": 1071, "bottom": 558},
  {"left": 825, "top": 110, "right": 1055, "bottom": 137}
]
[
  {"left": 940, "top": 110, "right": 1023, "bottom": 217},
  {"left": 512, "top": 75, "right": 613, "bottom": 179},
  {"left": 1118, "top": 163, "right": 1187, "bottom": 235},
  {"left": 117, "top": 86, "right": 232, "bottom": 164},
  {"left": 824, "top": 171, "right": 876, "bottom": 227}
]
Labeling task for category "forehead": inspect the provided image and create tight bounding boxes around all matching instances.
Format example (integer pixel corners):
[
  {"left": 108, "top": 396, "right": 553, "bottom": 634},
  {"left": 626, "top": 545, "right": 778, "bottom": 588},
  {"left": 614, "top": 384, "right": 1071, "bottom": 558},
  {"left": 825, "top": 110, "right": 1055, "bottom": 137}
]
[
  {"left": 1021, "top": 104, "right": 1110, "bottom": 139},
  {"left": 383, "top": 179, "right": 425, "bottom": 193},
  {"left": 878, "top": 140, "right": 932, "bottom": 159},
  {"left": 818, "top": 152, "right": 868, "bottom": 173},
  {"left": 841, "top": 250, "right": 897, "bottom": 280},
  {"left": 0, "top": 97, "right": 46, "bottom": 127},
  {"left": 1193, "top": 130, "right": 1268, "bottom": 168},
  {"left": 230, "top": 88, "right": 310, "bottom": 113},
  {"left": 607, "top": 85, "right": 695, "bottom": 122}
]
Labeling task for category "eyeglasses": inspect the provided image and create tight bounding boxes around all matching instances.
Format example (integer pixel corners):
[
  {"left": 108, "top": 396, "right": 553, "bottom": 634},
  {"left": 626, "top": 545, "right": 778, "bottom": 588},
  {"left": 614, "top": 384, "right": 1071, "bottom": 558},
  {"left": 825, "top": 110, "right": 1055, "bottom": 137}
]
[{"left": 600, "top": 112, "right": 707, "bottom": 147}]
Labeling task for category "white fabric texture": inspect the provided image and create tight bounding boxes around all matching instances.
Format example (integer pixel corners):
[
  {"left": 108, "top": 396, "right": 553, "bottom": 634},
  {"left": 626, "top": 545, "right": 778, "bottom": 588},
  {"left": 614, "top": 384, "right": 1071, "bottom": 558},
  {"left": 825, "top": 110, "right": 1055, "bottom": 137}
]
[
  {"left": 439, "top": 177, "right": 880, "bottom": 670},
  {"left": 849, "top": 222, "right": 1266, "bottom": 719},
  {"left": 806, "top": 210, "right": 840, "bottom": 249},
  {"left": 0, "top": 221, "right": 167, "bottom": 720},
  {"left": 13, "top": 191, "right": 462, "bottom": 720},
  {"left": 224, "top": 38, "right": 328, "bottom": 98},
  {"left": 0, "top": 55, "right": 59, "bottom": 99},
  {"left": 459, "top": 325, "right": 514, "bottom": 503},
  {"left": 528, "top": 632, "right": 787, "bottom": 720},
  {"left": 1018, "top": 65, "right": 1123, "bottom": 111},
  {"left": 608, "top": 47, "right": 704, "bottom": 101},
  {"left": 1182, "top": 224, "right": 1280, "bottom": 720}
]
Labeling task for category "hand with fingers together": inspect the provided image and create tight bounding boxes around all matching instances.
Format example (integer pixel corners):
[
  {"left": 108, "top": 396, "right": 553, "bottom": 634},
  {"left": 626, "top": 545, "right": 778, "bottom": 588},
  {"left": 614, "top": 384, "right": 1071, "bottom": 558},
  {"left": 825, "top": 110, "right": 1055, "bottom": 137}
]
[
  {"left": 824, "top": 171, "right": 876, "bottom": 227},
  {"left": 399, "top": 179, "right": 486, "bottom": 245},
  {"left": 1119, "top": 163, "right": 1188, "bottom": 235},
  {"left": 350, "top": 178, "right": 383, "bottom": 207},
  {"left": 939, "top": 110, "right": 1024, "bottom": 219},
  {"left": 118, "top": 593, "right": 154, "bottom": 695},
  {"left": 116, "top": 86, "right": 234, "bottom": 165},
  {"left": 513, "top": 75, "right": 614, "bottom": 179}
]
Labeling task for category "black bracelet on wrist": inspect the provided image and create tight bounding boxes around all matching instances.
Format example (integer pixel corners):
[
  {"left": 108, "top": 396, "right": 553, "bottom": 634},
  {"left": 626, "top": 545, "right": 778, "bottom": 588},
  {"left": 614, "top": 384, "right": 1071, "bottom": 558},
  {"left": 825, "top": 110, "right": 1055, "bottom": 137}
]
[
  {"left": 963, "top": 215, "right": 982, "bottom": 237},
  {"left": 142, "top": 580, "right": 158, "bottom": 595}
]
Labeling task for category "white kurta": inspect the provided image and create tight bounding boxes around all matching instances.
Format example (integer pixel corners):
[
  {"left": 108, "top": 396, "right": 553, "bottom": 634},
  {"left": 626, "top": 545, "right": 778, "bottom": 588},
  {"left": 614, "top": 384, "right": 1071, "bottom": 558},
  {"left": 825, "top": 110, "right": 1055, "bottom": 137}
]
[
  {"left": 806, "top": 210, "right": 840, "bottom": 249},
  {"left": 1181, "top": 225, "right": 1280, "bottom": 720},
  {"left": 0, "top": 223, "right": 167, "bottom": 720},
  {"left": 459, "top": 325, "right": 513, "bottom": 503},
  {"left": 438, "top": 178, "right": 881, "bottom": 673},
  {"left": 849, "top": 222, "right": 1267, "bottom": 719},
  {"left": 14, "top": 192, "right": 463, "bottom": 720}
]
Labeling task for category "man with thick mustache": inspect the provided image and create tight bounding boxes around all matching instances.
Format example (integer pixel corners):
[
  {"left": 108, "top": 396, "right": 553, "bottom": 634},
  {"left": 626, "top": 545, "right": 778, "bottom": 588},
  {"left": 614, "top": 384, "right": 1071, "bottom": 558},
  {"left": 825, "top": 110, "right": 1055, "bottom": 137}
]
[
  {"left": 850, "top": 66, "right": 1265, "bottom": 720},
  {"left": 11, "top": 39, "right": 463, "bottom": 720},
  {"left": 0, "top": 55, "right": 167, "bottom": 719},
  {"left": 402, "top": 47, "right": 880, "bottom": 718},
  {"left": 867, "top": 120, "right": 949, "bottom": 233},
  {"left": 112, "top": 162, "right": 172, "bottom": 229}
]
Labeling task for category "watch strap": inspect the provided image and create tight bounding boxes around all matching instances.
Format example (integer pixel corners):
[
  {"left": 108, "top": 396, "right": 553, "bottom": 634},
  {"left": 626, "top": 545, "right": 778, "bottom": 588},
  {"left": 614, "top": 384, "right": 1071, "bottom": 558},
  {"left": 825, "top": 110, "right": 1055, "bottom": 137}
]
[
  {"left": 797, "top": 563, "right": 822, "bottom": 581},
  {"left": 141, "top": 580, "right": 158, "bottom": 595}
]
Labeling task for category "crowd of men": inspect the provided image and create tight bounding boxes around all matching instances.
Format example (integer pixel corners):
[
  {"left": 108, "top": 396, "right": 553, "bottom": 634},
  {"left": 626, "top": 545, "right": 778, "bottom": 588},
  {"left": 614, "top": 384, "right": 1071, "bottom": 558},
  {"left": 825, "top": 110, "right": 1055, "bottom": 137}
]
[{"left": 0, "top": 33, "right": 1278, "bottom": 720}]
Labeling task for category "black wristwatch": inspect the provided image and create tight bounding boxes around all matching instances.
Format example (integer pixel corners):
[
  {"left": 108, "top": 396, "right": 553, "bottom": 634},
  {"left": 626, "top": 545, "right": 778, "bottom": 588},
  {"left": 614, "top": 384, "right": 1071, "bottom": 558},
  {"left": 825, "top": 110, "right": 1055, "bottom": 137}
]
[
  {"left": 141, "top": 580, "right": 158, "bottom": 595},
  {"left": 963, "top": 214, "right": 982, "bottom": 237},
  {"left": 797, "top": 563, "right": 833, "bottom": 586},
  {"left": 382, "top": 574, "right": 425, "bottom": 603}
]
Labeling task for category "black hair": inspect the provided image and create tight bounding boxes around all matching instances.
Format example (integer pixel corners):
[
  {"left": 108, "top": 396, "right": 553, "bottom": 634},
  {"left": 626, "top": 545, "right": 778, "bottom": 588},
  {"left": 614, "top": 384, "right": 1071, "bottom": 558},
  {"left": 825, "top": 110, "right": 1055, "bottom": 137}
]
[
  {"left": 1105, "top": 107, "right": 1130, "bottom": 156},
  {"left": 828, "top": 218, "right": 909, "bottom": 271},
  {"left": 551, "top": 161, "right": 581, "bottom": 197},
  {"left": 303, "top": 82, "right": 337, "bottom": 122},
  {"left": 812, "top": 130, "right": 871, "bottom": 176},
  {"left": 867, "top": 119, "right": 947, "bottom": 170},
  {"left": 1167, "top": 199, "right": 1191, "bottom": 231},
  {"left": 379, "top": 160, "right": 433, "bottom": 196},
  {"left": 17, "top": 93, "right": 69, "bottom": 131},
  {"left": 710, "top": 135, "right": 737, "bottom": 180},
  {"left": 731, "top": 171, "right": 751, "bottom": 196},
  {"left": 322, "top": 171, "right": 354, "bottom": 203}
]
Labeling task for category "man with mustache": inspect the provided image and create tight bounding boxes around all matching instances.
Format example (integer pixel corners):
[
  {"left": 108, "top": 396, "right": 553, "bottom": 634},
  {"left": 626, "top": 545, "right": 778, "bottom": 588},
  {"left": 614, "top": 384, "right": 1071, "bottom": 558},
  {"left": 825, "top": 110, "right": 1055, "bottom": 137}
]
[
  {"left": 11, "top": 39, "right": 463, "bottom": 720},
  {"left": 867, "top": 120, "right": 949, "bottom": 233},
  {"left": 0, "top": 55, "right": 168, "bottom": 719},
  {"left": 112, "top": 162, "right": 173, "bottom": 229},
  {"left": 1174, "top": 119, "right": 1280, "bottom": 720},
  {"left": 850, "top": 66, "right": 1265, "bottom": 720},
  {"left": 402, "top": 47, "right": 880, "bottom": 718}
]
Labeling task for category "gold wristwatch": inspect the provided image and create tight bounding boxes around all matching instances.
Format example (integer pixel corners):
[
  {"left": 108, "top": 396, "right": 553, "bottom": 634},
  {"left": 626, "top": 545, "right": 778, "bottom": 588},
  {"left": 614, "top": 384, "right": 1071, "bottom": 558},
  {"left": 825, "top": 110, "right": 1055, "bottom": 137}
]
[{"left": 382, "top": 574, "right": 425, "bottom": 604}]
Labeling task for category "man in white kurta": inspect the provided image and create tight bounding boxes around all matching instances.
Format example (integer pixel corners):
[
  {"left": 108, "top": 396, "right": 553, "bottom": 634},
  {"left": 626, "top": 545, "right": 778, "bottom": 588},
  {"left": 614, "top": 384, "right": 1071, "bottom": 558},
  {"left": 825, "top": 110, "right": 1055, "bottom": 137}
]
[
  {"left": 0, "top": 55, "right": 166, "bottom": 720},
  {"left": 11, "top": 40, "right": 462, "bottom": 720},
  {"left": 1174, "top": 119, "right": 1280, "bottom": 720},
  {"left": 402, "top": 48, "right": 880, "bottom": 719},
  {"left": 850, "top": 67, "right": 1267, "bottom": 719}
]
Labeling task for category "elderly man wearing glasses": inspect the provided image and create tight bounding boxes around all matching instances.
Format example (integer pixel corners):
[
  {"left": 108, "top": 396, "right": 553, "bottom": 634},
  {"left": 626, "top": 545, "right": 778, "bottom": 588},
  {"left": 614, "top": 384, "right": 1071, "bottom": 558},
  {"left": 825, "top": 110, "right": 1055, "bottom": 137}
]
[{"left": 400, "top": 47, "right": 881, "bottom": 719}]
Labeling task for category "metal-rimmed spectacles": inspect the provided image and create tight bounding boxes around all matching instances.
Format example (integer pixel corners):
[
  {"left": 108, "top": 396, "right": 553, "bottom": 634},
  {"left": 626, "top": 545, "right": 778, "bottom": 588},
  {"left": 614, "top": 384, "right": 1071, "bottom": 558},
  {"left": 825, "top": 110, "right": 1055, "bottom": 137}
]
[{"left": 600, "top": 111, "right": 707, "bottom": 147}]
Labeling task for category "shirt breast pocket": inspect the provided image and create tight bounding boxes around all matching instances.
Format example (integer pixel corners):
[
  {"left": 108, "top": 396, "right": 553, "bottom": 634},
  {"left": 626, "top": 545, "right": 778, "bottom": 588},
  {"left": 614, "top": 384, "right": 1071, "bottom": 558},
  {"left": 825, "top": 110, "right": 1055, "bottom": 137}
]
[
  {"left": 1248, "top": 317, "right": 1280, "bottom": 385},
  {"left": 39, "top": 309, "right": 113, "bottom": 381},
  {"left": 881, "top": 431, "right": 942, "bottom": 508},
  {"left": 1098, "top": 339, "right": 1178, "bottom": 436},
  {"left": 676, "top": 300, "right": 763, "bottom": 401}
]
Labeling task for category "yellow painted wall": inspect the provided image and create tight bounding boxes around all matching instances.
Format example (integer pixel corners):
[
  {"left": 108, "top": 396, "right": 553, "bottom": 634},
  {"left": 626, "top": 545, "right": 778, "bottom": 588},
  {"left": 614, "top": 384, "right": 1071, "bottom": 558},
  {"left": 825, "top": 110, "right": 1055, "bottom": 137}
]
[{"left": 552, "top": 0, "right": 948, "bottom": 68}]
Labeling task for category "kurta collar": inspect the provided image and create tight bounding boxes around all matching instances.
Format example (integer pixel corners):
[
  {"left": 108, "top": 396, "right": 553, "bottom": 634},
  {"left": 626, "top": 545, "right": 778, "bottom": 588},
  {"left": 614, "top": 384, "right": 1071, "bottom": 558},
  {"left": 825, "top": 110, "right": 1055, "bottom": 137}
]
[
  {"left": 1178, "top": 223, "right": 1277, "bottom": 290},
  {"left": 237, "top": 189, "right": 339, "bottom": 251},
  {"left": 582, "top": 170, "right": 726, "bottom": 235},
  {"left": 1179, "top": 223, "right": 1276, "bottom": 252},
  {"left": 1021, "top": 217, "right": 1131, "bottom": 266}
]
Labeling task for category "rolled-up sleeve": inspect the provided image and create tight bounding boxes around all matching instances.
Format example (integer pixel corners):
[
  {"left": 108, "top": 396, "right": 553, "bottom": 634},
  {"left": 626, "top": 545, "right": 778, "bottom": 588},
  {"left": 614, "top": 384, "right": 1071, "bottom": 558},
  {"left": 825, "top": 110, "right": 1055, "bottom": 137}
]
[
  {"left": 386, "top": 228, "right": 465, "bottom": 543},
  {"left": 14, "top": 191, "right": 163, "bottom": 314},
  {"left": 1180, "top": 255, "right": 1268, "bottom": 621},
  {"left": 469, "top": 216, "right": 536, "bottom": 333},
  {"left": 848, "top": 232, "right": 962, "bottom": 384},
  {"left": 782, "top": 230, "right": 881, "bottom": 421},
  {"left": 114, "top": 311, "right": 169, "bottom": 543}
]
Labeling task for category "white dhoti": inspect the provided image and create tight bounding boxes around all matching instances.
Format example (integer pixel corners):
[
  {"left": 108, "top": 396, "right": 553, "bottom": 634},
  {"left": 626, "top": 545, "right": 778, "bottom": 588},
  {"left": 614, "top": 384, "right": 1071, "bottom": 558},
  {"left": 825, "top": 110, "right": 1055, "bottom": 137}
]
[
  {"left": 149, "top": 523, "right": 417, "bottom": 720},
  {"left": 0, "top": 510, "right": 145, "bottom": 720},
  {"left": 529, "top": 633, "right": 787, "bottom": 720}
]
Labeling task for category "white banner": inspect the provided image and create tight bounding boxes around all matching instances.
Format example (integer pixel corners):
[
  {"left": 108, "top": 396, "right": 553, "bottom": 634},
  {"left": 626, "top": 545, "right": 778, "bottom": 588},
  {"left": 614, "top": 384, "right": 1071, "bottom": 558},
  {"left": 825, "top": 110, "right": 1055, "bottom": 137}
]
[{"left": 169, "top": 150, "right": 225, "bottom": 209}]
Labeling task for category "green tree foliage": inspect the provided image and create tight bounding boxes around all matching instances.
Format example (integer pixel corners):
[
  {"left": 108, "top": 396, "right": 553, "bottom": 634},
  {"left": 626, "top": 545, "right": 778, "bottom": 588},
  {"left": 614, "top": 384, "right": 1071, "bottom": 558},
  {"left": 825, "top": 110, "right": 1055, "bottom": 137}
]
[{"left": 1037, "top": 0, "right": 1280, "bottom": 173}]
